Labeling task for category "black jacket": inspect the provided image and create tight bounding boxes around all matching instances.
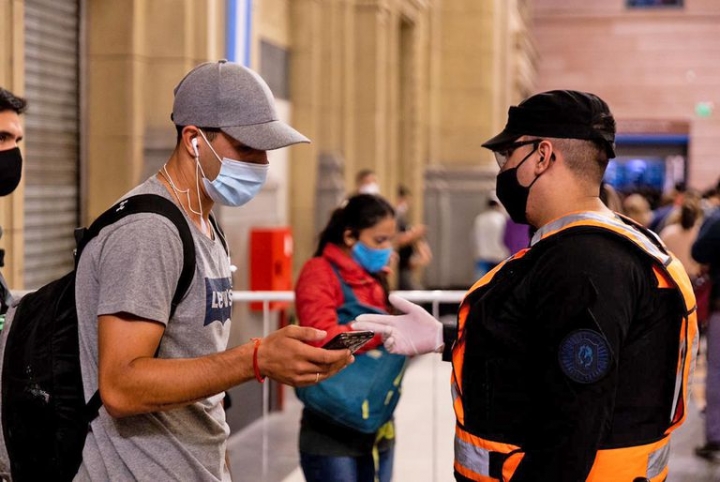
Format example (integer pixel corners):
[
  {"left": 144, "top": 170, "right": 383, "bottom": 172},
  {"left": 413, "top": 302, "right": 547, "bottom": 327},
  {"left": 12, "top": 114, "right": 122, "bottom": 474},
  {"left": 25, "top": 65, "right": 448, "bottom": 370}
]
[
  {"left": 692, "top": 209, "right": 720, "bottom": 303},
  {"left": 458, "top": 228, "right": 685, "bottom": 481}
]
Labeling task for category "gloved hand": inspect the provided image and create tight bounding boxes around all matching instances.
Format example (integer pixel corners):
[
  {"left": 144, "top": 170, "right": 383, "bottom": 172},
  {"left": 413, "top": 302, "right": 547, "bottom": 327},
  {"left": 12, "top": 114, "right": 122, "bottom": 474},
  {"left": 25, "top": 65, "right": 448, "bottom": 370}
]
[{"left": 352, "top": 294, "right": 443, "bottom": 356}]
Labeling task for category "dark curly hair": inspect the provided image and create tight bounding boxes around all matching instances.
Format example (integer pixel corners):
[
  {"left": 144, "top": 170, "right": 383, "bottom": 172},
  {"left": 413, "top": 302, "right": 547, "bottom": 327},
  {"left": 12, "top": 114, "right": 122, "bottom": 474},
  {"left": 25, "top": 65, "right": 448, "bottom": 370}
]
[{"left": 0, "top": 88, "right": 28, "bottom": 114}]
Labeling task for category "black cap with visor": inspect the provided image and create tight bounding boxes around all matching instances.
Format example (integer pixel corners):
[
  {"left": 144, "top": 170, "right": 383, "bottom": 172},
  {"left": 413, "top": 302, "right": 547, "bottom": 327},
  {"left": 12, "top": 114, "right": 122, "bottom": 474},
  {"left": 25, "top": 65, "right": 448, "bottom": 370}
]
[{"left": 482, "top": 90, "right": 617, "bottom": 160}]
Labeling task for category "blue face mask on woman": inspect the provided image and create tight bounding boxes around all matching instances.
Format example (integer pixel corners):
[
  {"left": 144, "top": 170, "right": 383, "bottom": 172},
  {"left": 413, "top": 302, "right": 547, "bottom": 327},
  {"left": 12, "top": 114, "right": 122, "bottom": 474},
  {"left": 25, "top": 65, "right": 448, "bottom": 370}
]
[
  {"left": 199, "top": 130, "right": 269, "bottom": 207},
  {"left": 352, "top": 242, "right": 393, "bottom": 273}
]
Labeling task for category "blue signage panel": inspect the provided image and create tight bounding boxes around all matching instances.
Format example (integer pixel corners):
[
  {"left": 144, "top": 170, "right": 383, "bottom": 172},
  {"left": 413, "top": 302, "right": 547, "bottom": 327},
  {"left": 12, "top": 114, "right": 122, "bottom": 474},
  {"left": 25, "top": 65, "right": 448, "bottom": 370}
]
[{"left": 226, "top": 0, "right": 252, "bottom": 66}]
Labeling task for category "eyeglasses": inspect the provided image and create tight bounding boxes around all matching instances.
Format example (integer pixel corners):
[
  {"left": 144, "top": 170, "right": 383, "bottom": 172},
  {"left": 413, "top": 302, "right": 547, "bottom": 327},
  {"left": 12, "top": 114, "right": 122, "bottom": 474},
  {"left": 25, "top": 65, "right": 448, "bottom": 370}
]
[{"left": 493, "top": 139, "right": 542, "bottom": 169}]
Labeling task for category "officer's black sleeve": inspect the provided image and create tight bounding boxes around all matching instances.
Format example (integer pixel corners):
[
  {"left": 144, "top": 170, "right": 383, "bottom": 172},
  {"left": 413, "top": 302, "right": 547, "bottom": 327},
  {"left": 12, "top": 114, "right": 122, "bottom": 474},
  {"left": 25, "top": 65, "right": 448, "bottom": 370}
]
[
  {"left": 692, "top": 213, "right": 720, "bottom": 265},
  {"left": 510, "top": 234, "right": 643, "bottom": 482}
]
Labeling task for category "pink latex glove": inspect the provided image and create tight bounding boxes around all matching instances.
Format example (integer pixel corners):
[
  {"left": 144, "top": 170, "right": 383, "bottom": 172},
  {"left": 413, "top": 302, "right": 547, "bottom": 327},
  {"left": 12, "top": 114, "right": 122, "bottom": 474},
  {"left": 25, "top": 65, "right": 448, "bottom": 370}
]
[{"left": 352, "top": 294, "right": 443, "bottom": 356}]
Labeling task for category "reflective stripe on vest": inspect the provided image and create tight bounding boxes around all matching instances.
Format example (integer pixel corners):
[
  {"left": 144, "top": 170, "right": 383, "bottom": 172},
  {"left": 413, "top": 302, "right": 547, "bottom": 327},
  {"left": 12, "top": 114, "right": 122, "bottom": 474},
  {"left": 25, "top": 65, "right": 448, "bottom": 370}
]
[
  {"left": 454, "top": 425, "right": 523, "bottom": 482},
  {"left": 451, "top": 212, "right": 698, "bottom": 481},
  {"left": 586, "top": 436, "right": 671, "bottom": 482},
  {"left": 454, "top": 424, "right": 671, "bottom": 482}
]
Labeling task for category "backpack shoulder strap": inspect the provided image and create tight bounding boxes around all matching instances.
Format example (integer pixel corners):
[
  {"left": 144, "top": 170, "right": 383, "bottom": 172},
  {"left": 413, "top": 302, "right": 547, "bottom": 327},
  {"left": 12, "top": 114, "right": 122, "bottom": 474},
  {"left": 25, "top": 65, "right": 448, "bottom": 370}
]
[
  {"left": 85, "top": 390, "right": 103, "bottom": 422},
  {"left": 79, "top": 194, "right": 197, "bottom": 422},
  {"left": 328, "top": 263, "right": 357, "bottom": 305},
  {"left": 76, "top": 193, "right": 196, "bottom": 317}
]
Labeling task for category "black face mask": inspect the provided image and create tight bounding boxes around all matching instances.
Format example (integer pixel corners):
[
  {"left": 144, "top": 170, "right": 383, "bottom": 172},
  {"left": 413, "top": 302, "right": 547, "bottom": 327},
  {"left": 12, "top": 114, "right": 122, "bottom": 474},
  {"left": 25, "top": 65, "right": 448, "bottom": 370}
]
[
  {"left": 495, "top": 147, "right": 542, "bottom": 225},
  {"left": 0, "top": 147, "right": 23, "bottom": 197}
]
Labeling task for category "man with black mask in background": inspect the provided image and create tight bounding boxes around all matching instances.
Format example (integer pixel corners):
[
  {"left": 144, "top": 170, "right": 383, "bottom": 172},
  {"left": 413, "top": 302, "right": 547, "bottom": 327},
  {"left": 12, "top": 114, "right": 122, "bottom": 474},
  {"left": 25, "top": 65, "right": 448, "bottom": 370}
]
[{"left": 0, "top": 88, "right": 26, "bottom": 324}]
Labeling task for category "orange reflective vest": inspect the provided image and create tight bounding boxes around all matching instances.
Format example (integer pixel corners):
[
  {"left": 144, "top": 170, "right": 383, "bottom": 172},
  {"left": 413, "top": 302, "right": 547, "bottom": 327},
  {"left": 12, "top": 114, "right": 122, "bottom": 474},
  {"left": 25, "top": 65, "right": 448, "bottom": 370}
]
[{"left": 451, "top": 212, "right": 698, "bottom": 482}]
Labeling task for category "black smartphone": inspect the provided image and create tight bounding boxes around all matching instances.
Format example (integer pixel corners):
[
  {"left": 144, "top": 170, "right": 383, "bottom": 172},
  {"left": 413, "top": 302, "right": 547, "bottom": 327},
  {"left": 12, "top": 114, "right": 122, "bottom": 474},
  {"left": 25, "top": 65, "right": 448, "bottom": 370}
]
[{"left": 322, "top": 330, "right": 375, "bottom": 353}]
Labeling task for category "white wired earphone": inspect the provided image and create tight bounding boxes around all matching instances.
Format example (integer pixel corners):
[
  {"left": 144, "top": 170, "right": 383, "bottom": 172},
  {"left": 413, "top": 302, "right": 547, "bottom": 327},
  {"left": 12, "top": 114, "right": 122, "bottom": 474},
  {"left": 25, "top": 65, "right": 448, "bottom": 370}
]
[
  {"left": 186, "top": 135, "right": 236, "bottom": 272},
  {"left": 191, "top": 137, "right": 199, "bottom": 158}
]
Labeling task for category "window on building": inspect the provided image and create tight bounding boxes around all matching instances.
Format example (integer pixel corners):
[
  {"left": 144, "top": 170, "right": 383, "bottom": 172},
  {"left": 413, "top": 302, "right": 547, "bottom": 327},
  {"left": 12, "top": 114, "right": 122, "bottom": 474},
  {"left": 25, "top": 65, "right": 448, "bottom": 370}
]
[
  {"left": 260, "top": 40, "right": 289, "bottom": 101},
  {"left": 627, "top": 0, "right": 683, "bottom": 7}
]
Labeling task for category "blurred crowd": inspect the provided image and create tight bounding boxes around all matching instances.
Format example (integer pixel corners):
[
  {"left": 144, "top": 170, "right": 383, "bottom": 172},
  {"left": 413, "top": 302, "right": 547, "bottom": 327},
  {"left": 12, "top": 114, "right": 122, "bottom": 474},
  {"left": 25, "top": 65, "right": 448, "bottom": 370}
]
[
  {"left": 612, "top": 179, "right": 720, "bottom": 330},
  {"left": 470, "top": 178, "right": 720, "bottom": 331}
]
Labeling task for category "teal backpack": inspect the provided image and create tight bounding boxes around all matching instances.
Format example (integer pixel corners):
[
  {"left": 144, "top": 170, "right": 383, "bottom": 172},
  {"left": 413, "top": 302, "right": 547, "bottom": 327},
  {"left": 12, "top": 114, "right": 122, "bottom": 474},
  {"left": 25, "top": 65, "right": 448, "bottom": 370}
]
[{"left": 295, "top": 265, "right": 407, "bottom": 433}]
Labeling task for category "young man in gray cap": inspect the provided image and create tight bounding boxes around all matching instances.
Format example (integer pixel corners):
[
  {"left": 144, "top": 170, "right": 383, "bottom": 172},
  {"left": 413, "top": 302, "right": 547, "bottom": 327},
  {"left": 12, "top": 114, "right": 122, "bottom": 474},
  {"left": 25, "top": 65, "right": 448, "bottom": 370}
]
[
  {"left": 354, "top": 90, "right": 697, "bottom": 481},
  {"left": 74, "top": 60, "right": 352, "bottom": 481}
]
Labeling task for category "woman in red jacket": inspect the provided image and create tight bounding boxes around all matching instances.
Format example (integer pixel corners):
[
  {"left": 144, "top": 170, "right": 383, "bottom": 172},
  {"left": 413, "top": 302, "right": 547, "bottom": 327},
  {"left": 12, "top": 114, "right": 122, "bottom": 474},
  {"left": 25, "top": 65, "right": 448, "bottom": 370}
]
[{"left": 295, "top": 194, "right": 400, "bottom": 482}]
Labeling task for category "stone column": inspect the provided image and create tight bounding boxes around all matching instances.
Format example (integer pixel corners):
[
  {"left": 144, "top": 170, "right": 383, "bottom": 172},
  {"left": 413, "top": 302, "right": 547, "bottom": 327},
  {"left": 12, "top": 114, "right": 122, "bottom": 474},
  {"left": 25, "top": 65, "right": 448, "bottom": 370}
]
[
  {"left": 430, "top": 0, "right": 521, "bottom": 168},
  {"left": 86, "top": 0, "right": 224, "bottom": 222},
  {"left": 0, "top": 0, "right": 26, "bottom": 287},
  {"left": 350, "top": 0, "right": 392, "bottom": 192},
  {"left": 289, "top": 0, "right": 324, "bottom": 270}
]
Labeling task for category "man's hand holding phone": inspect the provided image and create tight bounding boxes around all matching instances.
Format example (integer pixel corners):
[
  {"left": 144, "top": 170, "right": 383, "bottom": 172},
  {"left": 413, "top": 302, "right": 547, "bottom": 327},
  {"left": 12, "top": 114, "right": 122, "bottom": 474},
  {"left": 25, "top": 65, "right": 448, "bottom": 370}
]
[{"left": 322, "top": 330, "right": 375, "bottom": 353}]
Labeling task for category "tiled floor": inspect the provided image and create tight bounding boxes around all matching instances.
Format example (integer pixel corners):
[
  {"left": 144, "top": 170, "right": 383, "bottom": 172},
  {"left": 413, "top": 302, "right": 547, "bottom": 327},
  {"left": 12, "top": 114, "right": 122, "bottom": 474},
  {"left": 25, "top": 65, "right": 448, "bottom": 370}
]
[{"left": 228, "top": 347, "right": 720, "bottom": 482}]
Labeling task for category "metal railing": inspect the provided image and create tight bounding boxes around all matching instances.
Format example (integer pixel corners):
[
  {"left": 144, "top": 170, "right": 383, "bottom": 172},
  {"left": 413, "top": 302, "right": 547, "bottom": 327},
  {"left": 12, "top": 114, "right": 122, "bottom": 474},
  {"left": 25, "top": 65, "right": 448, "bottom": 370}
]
[
  {"left": 8, "top": 287, "right": 465, "bottom": 480},
  {"left": 231, "top": 289, "right": 465, "bottom": 482}
]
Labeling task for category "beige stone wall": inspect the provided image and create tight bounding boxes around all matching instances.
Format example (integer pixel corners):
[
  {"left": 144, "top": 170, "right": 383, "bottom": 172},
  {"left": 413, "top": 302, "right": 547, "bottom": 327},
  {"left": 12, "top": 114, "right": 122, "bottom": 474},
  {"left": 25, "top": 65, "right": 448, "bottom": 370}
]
[
  {"left": 431, "top": 0, "right": 535, "bottom": 167},
  {"left": 0, "top": 0, "right": 26, "bottom": 287},
  {"left": 86, "top": 0, "right": 225, "bottom": 223},
  {"left": 287, "top": 0, "right": 535, "bottom": 274},
  {"left": 288, "top": 0, "right": 435, "bottom": 272},
  {"left": 0, "top": 0, "right": 226, "bottom": 288},
  {"left": 433, "top": 0, "right": 497, "bottom": 167},
  {"left": 2, "top": 0, "right": 535, "bottom": 290},
  {"left": 255, "top": 0, "right": 291, "bottom": 51},
  {"left": 533, "top": 0, "right": 720, "bottom": 189}
]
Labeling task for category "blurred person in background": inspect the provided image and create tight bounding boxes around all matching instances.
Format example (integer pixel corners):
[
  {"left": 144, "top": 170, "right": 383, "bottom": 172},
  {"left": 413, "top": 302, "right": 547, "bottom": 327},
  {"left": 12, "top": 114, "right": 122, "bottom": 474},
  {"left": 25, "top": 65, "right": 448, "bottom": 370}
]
[
  {"left": 660, "top": 190, "right": 704, "bottom": 280},
  {"left": 355, "top": 169, "right": 380, "bottom": 195},
  {"left": 622, "top": 192, "right": 653, "bottom": 227},
  {"left": 0, "top": 88, "right": 27, "bottom": 322},
  {"left": 294, "top": 194, "right": 406, "bottom": 482},
  {"left": 700, "top": 180, "right": 720, "bottom": 217},
  {"left": 472, "top": 196, "right": 509, "bottom": 280},
  {"left": 692, "top": 198, "right": 720, "bottom": 462},
  {"left": 503, "top": 217, "right": 532, "bottom": 255},
  {"left": 649, "top": 182, "right": 687, "bottom": 233},
  {"left": 599, "top": 181, "right": 624, "bottom": 213},
  {"left": 394, "top": 184, "right": 432, "bottom": 290},
  {"left": 660, "top": 191, "right": 710, "bottom": 330}
]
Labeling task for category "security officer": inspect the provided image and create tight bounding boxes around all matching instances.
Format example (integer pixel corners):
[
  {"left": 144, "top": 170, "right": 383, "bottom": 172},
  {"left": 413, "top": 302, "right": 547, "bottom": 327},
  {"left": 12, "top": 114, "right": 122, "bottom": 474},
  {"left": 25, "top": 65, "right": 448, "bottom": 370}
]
[
  {"left": 0, "top": 88, "right": 26, "bottom": 323},
  {"left": 354, "top": 90, "right": 697, "bottom": 482}
]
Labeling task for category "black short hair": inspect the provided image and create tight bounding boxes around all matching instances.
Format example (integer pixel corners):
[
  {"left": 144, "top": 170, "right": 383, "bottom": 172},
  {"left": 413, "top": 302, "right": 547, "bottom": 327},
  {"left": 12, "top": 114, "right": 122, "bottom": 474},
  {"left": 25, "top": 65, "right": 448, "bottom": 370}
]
[
  {"left": 0, "top": 88, "right": 28, "bottom": 114},
  {"left": 175, "top": 125, "right": 220, "bottom": 144},
  {"left": 550, "top": 137, "right": 608, "bottom": 185}
]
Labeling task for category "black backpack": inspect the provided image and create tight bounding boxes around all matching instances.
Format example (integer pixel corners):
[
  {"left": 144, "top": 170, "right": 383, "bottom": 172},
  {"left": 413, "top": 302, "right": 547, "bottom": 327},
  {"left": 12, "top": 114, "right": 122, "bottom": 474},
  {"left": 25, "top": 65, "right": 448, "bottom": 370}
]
[{"left": 0, "top": 194, "right": 197, "bottom": 482}]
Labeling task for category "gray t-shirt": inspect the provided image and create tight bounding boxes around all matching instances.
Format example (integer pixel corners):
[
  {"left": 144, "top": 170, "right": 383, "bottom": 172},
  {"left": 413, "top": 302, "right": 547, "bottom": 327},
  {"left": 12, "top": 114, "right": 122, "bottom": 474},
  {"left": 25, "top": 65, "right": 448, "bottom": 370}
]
[{"left": 74, "top": 177, "right": 233, "bottom": 481}]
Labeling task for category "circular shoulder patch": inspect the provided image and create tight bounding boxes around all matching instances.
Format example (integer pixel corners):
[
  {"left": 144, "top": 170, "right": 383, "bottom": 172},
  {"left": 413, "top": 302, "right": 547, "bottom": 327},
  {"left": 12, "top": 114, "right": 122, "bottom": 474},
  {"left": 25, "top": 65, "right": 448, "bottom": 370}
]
[{"left": 558, "top": 329, "right": 611, "bottom": 384}]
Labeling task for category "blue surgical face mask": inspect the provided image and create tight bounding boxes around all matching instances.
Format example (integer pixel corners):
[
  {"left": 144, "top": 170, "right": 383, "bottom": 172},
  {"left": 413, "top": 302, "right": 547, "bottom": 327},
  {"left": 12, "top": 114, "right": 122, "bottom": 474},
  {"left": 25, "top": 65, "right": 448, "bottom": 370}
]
[
  {"left": 352, "top": 241, "right": 393, "bottom": 273},
  {"left": 198, "top": 131, "right": 269, "bottom": 207}
]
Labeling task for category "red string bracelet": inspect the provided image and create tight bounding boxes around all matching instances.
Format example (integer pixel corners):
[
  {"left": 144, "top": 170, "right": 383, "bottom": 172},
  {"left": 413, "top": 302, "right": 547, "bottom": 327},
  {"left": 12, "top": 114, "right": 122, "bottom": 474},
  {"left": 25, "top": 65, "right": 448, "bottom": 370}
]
[{"left": 251, "top": 338, "right": 265, "bottom": 383}]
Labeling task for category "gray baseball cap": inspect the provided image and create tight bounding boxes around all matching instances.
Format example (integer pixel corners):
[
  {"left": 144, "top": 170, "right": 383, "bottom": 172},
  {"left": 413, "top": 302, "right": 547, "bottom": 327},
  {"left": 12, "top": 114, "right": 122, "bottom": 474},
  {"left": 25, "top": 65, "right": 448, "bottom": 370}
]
[{"left": 171, "top": 60, "right": 310, "bottom": 150}]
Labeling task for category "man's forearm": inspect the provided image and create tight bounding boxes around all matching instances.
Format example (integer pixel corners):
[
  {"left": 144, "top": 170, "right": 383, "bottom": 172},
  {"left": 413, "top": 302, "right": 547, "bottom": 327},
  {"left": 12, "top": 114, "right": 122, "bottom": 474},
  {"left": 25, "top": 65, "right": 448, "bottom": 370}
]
[{"left": 100, "top": 343, "right": 255, "bottom": 418}]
